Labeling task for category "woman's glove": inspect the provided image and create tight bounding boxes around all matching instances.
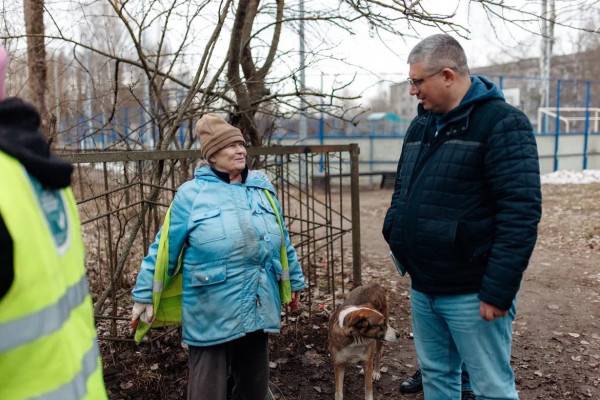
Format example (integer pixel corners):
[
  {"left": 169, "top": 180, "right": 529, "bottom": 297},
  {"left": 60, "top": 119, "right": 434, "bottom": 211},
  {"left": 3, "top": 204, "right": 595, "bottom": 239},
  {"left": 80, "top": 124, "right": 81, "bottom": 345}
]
[
  {"left": 289, "top": 292, "right": 300, "bottom": 312},
  {"left": 130, "top": 302, "right": 154, "bottom": 331}
]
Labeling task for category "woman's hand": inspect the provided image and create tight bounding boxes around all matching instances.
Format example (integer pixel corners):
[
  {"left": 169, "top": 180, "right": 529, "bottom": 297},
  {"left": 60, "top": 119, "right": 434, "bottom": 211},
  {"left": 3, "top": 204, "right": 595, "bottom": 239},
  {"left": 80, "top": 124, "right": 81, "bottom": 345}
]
[
  {"left": 130, "top": 302, "right": 154, "bottom": 331},
  {"left": 289, "top": 292, "right": 300, "bottom": 312}
]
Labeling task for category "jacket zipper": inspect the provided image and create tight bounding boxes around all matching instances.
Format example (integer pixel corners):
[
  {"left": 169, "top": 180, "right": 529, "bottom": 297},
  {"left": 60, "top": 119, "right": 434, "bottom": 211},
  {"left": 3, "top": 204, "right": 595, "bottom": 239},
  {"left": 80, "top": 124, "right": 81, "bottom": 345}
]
[{"left": 400, "top": 128, "right": 456, "bottom": 253}]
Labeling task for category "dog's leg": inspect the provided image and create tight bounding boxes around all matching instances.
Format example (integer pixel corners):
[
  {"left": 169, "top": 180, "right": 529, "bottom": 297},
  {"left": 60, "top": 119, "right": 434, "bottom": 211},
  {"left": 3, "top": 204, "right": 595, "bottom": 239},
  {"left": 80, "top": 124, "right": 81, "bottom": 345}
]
[
  {"left": 364, "top": 356, "right": 375, "bottom": 400},
  {"left": 334, "top": 364, "right": 345, "bottom": 400},
  {"left": 372, "top": 341, "right": 383, "bottom": 381}
]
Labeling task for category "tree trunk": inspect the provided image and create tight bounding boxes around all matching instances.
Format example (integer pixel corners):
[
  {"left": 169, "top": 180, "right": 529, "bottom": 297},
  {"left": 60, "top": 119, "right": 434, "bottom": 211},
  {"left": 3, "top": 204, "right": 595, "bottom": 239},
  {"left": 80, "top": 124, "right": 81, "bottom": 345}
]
[
  {"left": 227, "top": 0, "right": 283, "bottom": 148},
  {"left": 24, "top": 0, "right": 54, "bottom": 142}
]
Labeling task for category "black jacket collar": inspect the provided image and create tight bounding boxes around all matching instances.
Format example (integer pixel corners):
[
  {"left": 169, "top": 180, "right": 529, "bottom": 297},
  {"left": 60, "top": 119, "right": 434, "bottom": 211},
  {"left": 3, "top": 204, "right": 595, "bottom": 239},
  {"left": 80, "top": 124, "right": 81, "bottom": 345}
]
[
  {"left": 210, "top": 165, "right": 249, "bottom": 183},
  {"left": 0, "top": 97, "right": 72, "bottom": 189},
  {"left": 417, "top": 103, "right": 475, "bottom": 136}
]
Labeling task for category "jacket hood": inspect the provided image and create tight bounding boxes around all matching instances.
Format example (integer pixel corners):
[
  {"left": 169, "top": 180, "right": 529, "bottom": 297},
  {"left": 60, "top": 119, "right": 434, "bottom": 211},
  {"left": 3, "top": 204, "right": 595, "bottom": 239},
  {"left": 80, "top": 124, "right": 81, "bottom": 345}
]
[
  {"left": 0, "top": 97, "right": 72, "bottom": 189},
  {"left": 194, "top": 165, "right": 276, "bottom": 193},
  {"left": 457, "top": 75, "right": 504, "bottom": 110},
  {"left": 427, "top": 75, "right": 504, "bottom": 132}
]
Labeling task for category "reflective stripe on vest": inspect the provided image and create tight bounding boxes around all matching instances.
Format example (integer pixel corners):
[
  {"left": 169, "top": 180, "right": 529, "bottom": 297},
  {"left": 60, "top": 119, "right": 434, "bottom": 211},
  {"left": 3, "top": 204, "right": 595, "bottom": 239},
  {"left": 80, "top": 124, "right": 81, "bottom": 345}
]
[
  {"left": 0, "top": 151, "right": 107, "bottom": 399},
  {"left": 0, "top": 274, "right": 89, "bottom": 352},
  {"left": 32, "top": 340, "right": 100, "bottom": 400}
]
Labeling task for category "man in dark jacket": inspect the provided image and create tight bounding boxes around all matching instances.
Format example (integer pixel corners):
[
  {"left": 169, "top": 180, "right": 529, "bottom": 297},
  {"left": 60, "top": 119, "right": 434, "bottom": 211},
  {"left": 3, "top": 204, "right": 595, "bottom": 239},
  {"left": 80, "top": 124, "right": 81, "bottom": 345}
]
[{"left": 383, "top": 34, "right": 541, "bottom": 400}]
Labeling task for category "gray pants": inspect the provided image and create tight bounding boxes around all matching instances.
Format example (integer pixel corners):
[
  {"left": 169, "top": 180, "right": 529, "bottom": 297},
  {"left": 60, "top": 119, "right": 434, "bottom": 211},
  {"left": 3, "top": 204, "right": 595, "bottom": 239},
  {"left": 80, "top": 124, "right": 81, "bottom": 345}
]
[{"left": 187, "top": 331, "right": 269, "bottom": 400}]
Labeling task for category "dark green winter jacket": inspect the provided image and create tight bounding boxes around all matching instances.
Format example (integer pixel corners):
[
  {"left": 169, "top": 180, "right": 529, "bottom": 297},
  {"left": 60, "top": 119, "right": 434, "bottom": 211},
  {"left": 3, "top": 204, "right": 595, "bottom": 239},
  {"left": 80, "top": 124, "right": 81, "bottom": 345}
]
[{"left": 383, "top": 76, "right": 542, "bottom": 310}]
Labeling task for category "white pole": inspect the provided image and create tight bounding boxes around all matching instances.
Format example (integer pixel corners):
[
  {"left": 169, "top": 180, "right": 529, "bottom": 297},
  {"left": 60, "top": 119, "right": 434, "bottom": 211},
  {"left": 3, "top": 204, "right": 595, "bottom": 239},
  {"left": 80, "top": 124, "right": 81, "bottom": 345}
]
[
  {"left": 539, "top": 0, "right": 548, "bottom": 108},
  {"left": 86, "top": 49, "right": 94, "bottom": 150},
  {"left": 298, "top": 0, "right": 307, "bottom": 140},
  {"left": 547, "top": 0, "right": 555, "bottom": 110},
  {"left": 539, "top": 0, "right": 555, "bottom": 134}
]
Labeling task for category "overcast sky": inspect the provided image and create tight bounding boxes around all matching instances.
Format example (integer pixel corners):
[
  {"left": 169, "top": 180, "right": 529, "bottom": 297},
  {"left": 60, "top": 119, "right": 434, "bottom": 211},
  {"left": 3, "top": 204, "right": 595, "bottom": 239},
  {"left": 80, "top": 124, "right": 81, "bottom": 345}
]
[
  {"left": 2, "top": 0, "right": 598, "bottom": 106},
  {"left": 289, "top": 0, "right": 600, "bottom": 102}
]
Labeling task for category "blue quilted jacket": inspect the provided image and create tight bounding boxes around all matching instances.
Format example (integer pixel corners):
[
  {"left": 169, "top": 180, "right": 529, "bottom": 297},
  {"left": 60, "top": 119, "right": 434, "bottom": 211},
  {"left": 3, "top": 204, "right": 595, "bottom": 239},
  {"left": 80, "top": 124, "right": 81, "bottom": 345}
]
[
  {"left": 132, "top": 166, "right": 305, "bottom": 346},
  {"left": 383, "top": 76, "right": 542, "bottom": 310}
]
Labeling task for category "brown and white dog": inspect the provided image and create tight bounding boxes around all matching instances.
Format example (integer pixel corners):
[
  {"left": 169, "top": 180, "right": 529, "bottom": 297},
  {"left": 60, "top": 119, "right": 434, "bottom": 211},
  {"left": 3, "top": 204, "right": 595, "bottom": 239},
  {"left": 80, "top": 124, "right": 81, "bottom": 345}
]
[{"left": 328, "top": 283, "right": 399, "bottom": 400}]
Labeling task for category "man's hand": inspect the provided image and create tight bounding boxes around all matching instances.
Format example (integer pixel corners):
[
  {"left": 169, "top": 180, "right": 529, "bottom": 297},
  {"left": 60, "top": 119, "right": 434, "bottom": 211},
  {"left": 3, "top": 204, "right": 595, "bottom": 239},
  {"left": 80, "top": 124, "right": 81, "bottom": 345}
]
[
  {"left": 130, "top": 302, "right": 154, "bottom": 331},
  {"left": 480, "top": 301, "right": 507, "bottom": 321}
]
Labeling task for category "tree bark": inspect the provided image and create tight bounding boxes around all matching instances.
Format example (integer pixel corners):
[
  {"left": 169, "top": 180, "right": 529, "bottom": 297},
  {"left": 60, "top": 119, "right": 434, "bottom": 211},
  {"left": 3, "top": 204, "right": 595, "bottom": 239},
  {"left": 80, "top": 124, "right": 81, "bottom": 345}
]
[
  {"left": 24, "top": 0, "right": 53, "bottom": 141},
  {"left": 227, "top": 0, "right": 283, "bottom": 147}
]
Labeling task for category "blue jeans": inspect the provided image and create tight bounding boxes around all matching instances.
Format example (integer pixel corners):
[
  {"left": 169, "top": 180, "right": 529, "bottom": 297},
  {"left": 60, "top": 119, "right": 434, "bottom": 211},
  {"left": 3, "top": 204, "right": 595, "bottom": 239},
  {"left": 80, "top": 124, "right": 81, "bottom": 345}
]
[{"left": 411, "top": 289, "right": 518, "bottom": 400}]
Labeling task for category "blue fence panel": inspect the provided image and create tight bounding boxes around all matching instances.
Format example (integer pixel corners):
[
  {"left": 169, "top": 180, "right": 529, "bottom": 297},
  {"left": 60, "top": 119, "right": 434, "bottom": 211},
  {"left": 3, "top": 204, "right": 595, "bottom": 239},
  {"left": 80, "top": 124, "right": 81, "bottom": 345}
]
[{"left": 55, "top": 78, "right": 600, "bottom": 172}]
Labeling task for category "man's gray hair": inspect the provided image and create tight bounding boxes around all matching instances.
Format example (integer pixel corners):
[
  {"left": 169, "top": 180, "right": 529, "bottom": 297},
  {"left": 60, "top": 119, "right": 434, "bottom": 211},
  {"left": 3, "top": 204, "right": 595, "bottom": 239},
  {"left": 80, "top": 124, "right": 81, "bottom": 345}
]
[{"left": 408, "top": 34, "right": 469, "bottom": 75}]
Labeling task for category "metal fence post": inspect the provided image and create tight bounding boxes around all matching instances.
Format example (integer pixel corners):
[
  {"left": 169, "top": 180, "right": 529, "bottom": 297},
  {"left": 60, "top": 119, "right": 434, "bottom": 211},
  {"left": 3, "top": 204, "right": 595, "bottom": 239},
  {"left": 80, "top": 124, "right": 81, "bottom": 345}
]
[
  {"left": 350, "top": 143, "right": 362, "bottom": 286},
  {"left": 583, "top": 81, "right": 591, "bottom": 170},
  {"left": 553, "top": 79, "right": 562, "bottom": 172},
  {"left": 369, "top": 133, "right": 374, "bottom": 185}
]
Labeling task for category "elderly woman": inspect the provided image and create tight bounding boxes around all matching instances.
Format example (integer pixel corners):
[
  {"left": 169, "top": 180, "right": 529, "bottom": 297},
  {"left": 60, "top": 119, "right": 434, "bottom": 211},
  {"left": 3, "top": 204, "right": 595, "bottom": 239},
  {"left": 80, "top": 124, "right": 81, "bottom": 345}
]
[{"left": 131, "top": 114, "right": 305, "bottom": 400}]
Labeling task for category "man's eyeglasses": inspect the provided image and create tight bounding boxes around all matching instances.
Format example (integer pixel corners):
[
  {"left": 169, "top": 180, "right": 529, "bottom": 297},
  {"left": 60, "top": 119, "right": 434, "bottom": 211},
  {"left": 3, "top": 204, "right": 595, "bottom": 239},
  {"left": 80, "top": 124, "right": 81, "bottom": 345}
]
[{"left": 406, "top": 68, "right": 447, "bottom": 88}]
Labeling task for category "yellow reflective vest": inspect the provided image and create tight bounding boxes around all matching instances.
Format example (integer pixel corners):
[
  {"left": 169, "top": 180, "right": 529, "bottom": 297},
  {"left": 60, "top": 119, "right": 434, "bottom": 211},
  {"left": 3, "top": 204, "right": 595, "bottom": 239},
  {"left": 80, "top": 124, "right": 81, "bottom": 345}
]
[{"left": 0, "top": 151, "right": 107, "bottom": 399}]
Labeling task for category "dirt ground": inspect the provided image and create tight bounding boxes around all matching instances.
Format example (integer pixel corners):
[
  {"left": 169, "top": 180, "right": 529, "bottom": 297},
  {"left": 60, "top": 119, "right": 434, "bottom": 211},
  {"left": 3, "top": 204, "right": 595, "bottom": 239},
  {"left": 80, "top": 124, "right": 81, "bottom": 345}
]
[{"left": 103, "top": 183, "right": 600, "bottom": 399}]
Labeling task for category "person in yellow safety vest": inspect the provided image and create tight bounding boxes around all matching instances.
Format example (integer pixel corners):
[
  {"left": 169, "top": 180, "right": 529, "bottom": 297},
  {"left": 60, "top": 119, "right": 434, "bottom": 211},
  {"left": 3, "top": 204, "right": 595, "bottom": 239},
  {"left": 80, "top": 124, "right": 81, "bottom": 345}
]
[
  {"left": 131, "top": 114, "right": 306, "bottom": 400},
  {"left": 0, "top": 46, "right": 108, "bottom": 400}
]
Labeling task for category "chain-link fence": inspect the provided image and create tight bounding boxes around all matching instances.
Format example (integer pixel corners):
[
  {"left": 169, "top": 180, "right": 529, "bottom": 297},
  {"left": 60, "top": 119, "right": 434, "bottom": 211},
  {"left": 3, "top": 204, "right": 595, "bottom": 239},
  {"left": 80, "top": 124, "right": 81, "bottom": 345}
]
[{"left": 58, "top": 144, "right": 362, "bottom": 343}]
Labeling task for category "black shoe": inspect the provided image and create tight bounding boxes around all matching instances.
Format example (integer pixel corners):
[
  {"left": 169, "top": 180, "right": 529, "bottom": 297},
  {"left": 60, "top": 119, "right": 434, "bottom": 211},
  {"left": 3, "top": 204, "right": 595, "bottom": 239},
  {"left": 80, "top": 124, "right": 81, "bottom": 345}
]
[
  {"left": 461, "top": 389, "right": 476, "bottom": 400},
  {"left": 399, "top": 369, "right": 422, "bottom": 394}
]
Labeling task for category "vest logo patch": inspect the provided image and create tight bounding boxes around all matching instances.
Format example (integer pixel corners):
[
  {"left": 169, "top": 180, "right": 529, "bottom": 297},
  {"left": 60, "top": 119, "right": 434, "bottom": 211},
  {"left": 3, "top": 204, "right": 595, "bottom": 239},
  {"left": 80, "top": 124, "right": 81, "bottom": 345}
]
[{"left": 28, "top": 175, "right": 69, "bottom": 249}]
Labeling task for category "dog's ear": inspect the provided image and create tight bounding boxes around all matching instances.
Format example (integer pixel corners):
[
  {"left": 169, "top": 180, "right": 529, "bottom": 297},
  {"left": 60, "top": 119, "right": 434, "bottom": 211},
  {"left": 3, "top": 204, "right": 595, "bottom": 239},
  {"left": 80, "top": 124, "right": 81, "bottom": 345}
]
[
  {"left": 345, "top": 312, "right": 358, "bottom": 327},
  {"left": 346, "top": 312, "right": 368, "bottom": 329}
]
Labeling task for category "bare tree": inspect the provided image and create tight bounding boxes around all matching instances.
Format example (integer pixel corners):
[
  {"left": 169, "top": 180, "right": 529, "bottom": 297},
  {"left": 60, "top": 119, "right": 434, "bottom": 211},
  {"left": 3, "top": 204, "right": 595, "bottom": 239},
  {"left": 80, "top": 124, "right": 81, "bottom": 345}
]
[
  {"left": 3, "top": 0, "right": 473, "bottom": 148},
  {"left": 6, "top": 0, "right": 599, "bottom": 149},
  {"left": 227, "top": 0, "right": 283, "bottom": 147},
  {"left": 23, "top": 0, "right": 53, "bottom": 141}
]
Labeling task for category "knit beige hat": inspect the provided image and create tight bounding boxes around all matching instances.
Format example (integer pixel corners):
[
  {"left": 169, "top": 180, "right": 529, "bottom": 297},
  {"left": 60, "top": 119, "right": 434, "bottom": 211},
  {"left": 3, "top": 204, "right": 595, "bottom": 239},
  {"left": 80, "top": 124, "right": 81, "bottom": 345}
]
[{"left": 194, "top": 114, "right": 245, "bottom": 160}]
